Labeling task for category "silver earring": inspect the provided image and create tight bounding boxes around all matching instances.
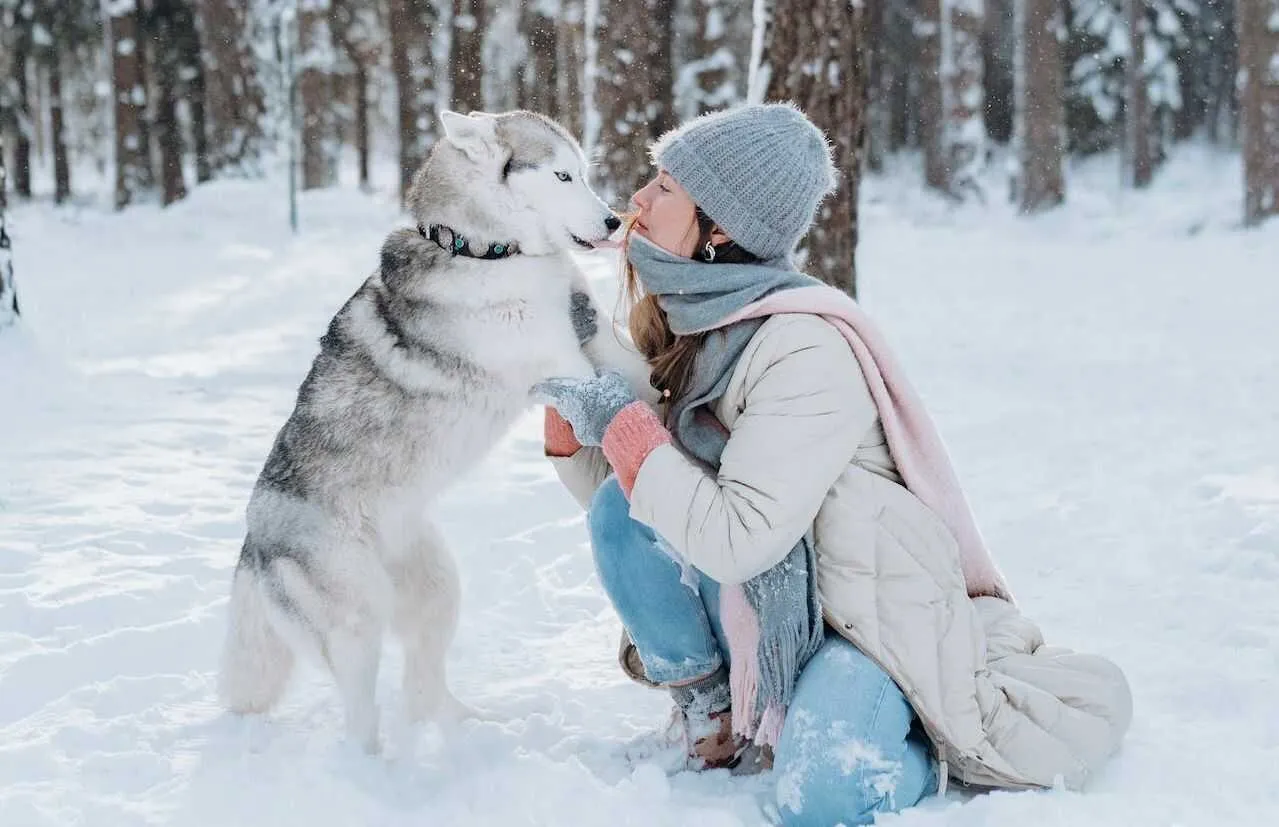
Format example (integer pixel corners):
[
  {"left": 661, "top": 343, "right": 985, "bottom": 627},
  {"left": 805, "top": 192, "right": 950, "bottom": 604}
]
[{"left": 702, "top": 241, "right": 716, "bottom": 262}]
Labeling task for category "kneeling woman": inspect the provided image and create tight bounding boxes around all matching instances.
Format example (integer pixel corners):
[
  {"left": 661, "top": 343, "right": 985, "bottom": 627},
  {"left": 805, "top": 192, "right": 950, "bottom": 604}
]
[{"left": 537, "top": 103, "right": 1132, "bottom": 826}]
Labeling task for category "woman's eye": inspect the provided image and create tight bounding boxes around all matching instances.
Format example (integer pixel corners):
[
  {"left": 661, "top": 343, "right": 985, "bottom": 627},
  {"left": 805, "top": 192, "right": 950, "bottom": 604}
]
[
  {"left": 658, "top": 184, "right": 670, "bottom": 193},
  {"left": 555, "top": 171, "right": 572, "bottom": 182}
]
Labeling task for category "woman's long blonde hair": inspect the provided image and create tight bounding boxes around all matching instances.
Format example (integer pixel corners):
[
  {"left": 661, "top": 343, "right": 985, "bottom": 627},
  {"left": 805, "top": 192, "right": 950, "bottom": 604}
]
[{"left": 617, "top": 208, "right": 760, "bottom": 405}]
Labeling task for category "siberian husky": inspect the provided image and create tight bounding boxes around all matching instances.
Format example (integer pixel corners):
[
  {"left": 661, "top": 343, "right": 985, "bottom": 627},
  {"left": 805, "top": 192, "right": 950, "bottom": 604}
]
[{"left": 217, "top": 110, "right": 649, "bottom": 752}]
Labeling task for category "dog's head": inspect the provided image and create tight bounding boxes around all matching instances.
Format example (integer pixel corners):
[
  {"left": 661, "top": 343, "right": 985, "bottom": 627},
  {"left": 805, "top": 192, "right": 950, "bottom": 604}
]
[{"left": 407, "top": 111, "right": 619, "bottom": 256}]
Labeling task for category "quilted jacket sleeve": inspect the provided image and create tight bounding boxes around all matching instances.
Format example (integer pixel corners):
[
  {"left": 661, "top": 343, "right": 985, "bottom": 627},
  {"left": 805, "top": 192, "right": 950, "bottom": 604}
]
[
  {"left": 628, "top": 315, "right": 878, "bottom": 585},
  {"left": 548, "top": 447, "right": 614, "bottom": 510}
]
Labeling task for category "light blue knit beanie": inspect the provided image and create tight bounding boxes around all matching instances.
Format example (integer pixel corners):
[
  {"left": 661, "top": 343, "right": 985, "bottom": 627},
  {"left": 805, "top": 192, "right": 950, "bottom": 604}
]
[{"left": 649, "top": 102, "right": 838, "bottom": 261}]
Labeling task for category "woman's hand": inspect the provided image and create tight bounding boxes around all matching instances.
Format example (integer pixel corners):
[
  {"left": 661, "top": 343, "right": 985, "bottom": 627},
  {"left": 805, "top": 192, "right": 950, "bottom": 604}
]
[{"left": 532, "top": 369, "right": 637, "bottom": 447}]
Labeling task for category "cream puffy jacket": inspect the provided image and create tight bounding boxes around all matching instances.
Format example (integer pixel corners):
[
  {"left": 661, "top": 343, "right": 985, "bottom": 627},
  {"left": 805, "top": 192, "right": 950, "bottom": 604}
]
[{"left": 551, "top": 314, "right": 1132, "bottom": 791}]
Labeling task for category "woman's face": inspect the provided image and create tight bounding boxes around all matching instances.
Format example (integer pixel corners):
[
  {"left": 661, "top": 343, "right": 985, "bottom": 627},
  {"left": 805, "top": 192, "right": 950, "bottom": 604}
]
[{"left": 630, "top": 170, "right": 726, "bottom": 258}]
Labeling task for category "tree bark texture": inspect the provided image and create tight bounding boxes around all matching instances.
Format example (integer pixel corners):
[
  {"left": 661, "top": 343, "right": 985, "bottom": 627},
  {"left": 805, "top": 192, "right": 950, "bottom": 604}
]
[
  {"left": 452, "top": 0, "right": 486, "bottom": 111},
  {"left": 111, "top": 5, "right": 149, "bottom": 209},
  {"left": 1012, "top": 0, "right": 1065, "bottom": 212},
  {"left": 389, "top": 0, "right": 437, "bottom": 201},
  {"left": 761, "top": 0, "right": 867, "bottom": 297},
  {"left": 1239, "top": 0, "right": 1279, "bottom": 225},
  {"left": 595, "top": 0, "right": 676, "bottom": 205}
]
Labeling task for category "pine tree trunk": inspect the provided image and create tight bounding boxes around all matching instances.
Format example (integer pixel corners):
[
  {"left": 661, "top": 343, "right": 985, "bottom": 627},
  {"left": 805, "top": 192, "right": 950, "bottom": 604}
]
[
  {"left": 761, "top": 0, "right": 867, "bottom": 297},
  {"left": 49, "top": 51, "right": 71, "bottom": 204},
  {"left": 390, "top": 0, "right": 436, "bottom": 201},
  {"left": 1123, "top": 0, "right": 1153, "bottom": 188},
  {"left": 136, "top": 36, "right": 157, "bottom": 191},
  {"left": 1, "top": 135, "right": 19, "bottom": 327},
  {"left": 13, "top": 44, "right": 32, "bottom": 199},
  {"left": 152, "top": 0, "right": 189, "bottom": 206},
  {"left": 681, "top": 0, "right": 735, "bottom": 118},
  {"left": 887, "top": 4, "right": 912, "bottom": 150},
  {"left": 197, "top": 0, "right": 266, "bottom": 171},
  {"left": 1240, "top": 0, "right": 1279, "bottom": 225},
  {"left": 595, "top": 1, "right": 676, "bottom": 204},
  {"left": 918, "top": 0, "right": 948, "bottom": 191},
  {"left": 180, "top": 1, "right": 212, "bottom": 184},
  {"left": 156, "top": 77, "right": 187, "bottom": 206},
  {"left": 452, "top": 0, "right": 486, "bottom": 111},
  {"left": 355, "top": 63, "right": 370, "bottom": 189},
  {"left": 111, "top": 6, "right": 149, "bottom": 210},
  {"left": 866, "top": 0, "right": 887, "bottom": 171},
  {"left": 1012, "top": 0, "right": 1065, "bottom": 212},
  {"left": 555, "top": 0, "right": 586, "bottom": 137},
  {"left": 942, "top": 1, "right": 985, "bottom": 199},
  {"left": 299, "top": 2, "right": 337, "bottom": 190},
  {"left": 520, "top": 2, "right": 559, "bottom": 118}
]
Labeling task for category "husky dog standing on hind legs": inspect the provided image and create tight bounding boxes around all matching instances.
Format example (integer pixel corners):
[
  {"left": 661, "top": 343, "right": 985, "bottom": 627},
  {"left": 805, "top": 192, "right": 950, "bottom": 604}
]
[{"left": 217, "top": 109, "right": 651, "bottom": 753}]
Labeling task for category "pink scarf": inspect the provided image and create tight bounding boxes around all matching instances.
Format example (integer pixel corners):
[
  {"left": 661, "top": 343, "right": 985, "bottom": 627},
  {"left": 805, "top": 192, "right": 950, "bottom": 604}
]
[{"left": 717, "top": 285, "right": 1014, "bottom": 745}]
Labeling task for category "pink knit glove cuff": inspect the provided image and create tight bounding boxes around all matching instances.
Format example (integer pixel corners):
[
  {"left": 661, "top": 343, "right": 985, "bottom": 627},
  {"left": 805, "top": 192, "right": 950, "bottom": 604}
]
[
  {"left": 544, "top": 408, "right": 582, "bottom": 458},
  {"left": 601, "top": 402, "right": 672, "bottom": 496}
]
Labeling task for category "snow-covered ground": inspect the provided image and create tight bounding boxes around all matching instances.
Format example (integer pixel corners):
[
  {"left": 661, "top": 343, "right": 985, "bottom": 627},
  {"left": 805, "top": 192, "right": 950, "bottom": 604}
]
[{"left": 2, "top": 148, "right": 1277, "bottom": 826}]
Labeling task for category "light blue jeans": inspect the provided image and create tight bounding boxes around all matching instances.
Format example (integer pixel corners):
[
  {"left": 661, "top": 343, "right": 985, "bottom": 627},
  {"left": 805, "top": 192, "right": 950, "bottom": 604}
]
[{"left": 589, "top": 476, "right": 937, "bottom": 826}]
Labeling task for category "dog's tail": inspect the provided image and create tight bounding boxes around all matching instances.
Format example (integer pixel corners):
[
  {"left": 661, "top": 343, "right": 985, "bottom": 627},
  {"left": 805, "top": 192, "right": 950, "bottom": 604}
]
[{"left": 217, "top": 560, "right": 295, "bottom": 714}]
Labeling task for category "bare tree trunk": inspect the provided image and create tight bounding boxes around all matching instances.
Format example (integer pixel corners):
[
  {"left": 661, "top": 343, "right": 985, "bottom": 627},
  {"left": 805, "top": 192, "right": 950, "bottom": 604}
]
[
  {"left": 556, "top": 0, "right": 586, "bottom": 137},
  {"left": 1123, "top": 0, "right": 1153, "bottom": 188},
  {"left": 680, "top": 0, "right": 736, "bottom": 118},
  {"left": 595, "top": 0, "right": 676, "bottom": 204},
  {"left": 982, "top": 0, "right": 1015, "bottom": 144},
  {"left": 49, "top": 52, "right": 71, "bottom": 204},
  {"left": 180, "top": 1, "right": 213, "bottom": 184},
  {"left": 918, "top": 0, "right": 947, "bottom": 191},
  {"left": 299, "top": 1, "right": 337, "bottom": 190},
  {"left": 520, "top": 1, "right": 559, "bottom": 117},
  {"left": 390, "top": 0, "right": 436, "bottom": 201},
  {"left": 942, "top": 1, "right": 985, "bottom": 199},
  {"left": 355, "top": 62, "right": 370, "bottom": 188},
  {"left": 760, "top": 0, "right": 867, "bottom": 297},
  {"left": 197, "top": 0, "right": 266, "bottom": 171},
  {"left": 887, "top": 3, "right": 912, "bottom": 151},
  {"left": 452, "top": 0, "right": 486, "bottom": 111},
  {"left": 1, "top": 135, "right": 19, "bottom": 327},
  {"left": 866, "top": 0, "right": 887, "bottom": 171},
  {"left": 13, "top": 44, "right": 32, "bottom": 199},
  {"left": 152, "top": 0, "right": 192, "bottom": 205},
  {"left": 1240, "top": 0, "right": 1279, "bottom": 225},
  {"left": 156, "top": 77, "right": 187, "bottom": 205},
  {"left": 1012, "top": 0, "right": 1065, "bottom": 212},
  {"left": 111, "top": 5, "right": 149, "bottom": 209}
]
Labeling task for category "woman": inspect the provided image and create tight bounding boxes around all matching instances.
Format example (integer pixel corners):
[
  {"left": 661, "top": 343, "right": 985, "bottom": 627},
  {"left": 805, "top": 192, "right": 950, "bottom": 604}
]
[{"left": 535, "top": 103, "right": 1131, "bottom": 826}]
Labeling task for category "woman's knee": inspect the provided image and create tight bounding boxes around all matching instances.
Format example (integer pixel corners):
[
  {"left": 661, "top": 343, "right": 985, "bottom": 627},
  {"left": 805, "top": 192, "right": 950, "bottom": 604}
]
[
  {"left": 773, "top": 637, "right": 932, "bottom": 825},
  {"left": 588, "top": 477, "right": 654, "bottom": 585}
]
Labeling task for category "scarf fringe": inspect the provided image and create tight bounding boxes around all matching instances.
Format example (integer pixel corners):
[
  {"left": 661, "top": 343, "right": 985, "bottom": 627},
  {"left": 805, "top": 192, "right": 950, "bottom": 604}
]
[
  {"left": 721, "top": 583, "right": 761, "bottom": 739},
  {"left": 722, "top": 579, "right": 817, "bottom": 746}
]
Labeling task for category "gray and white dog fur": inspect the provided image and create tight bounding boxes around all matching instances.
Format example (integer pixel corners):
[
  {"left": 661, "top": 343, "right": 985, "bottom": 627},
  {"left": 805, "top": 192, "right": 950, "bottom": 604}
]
[{"left": 217, "top": 110, "right": 651, "bottom": 753}]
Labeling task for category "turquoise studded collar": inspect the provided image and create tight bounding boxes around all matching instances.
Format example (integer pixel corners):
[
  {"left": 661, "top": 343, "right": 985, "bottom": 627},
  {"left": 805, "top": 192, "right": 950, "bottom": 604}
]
[{"left": 419, "top": 223, "right": 521, "bottom": 260}]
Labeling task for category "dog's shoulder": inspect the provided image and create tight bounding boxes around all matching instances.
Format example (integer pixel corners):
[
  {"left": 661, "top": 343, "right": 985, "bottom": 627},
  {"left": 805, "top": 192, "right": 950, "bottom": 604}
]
[{"left": 380, "top": 227, "right": 446, "bottom": 294}]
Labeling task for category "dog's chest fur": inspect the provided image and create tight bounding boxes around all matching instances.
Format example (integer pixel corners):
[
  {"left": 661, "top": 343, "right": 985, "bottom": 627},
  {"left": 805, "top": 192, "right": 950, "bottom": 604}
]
[{"left": 265, "top": 248, "right": 594, "bottom": 518}]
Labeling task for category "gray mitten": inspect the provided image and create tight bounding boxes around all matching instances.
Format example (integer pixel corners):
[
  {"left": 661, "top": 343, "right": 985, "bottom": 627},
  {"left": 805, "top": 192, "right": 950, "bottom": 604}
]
[
  {"left": 531, "top": 369, "right": 636, "bottom": 446},
  {"left": 570, "top": 290, "right": 598, "bottom": 346}
]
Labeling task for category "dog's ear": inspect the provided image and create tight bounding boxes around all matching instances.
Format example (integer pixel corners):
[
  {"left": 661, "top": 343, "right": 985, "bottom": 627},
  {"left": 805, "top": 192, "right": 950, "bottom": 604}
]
[{"left": 440, "top": 110, "right": 499, "bottom": 163}]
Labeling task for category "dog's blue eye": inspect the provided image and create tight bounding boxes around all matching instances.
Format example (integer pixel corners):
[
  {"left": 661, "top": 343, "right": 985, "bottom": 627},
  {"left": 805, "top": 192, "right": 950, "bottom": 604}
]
[{"left": 555, "top": 171, "right": 572, "bottom": 182}]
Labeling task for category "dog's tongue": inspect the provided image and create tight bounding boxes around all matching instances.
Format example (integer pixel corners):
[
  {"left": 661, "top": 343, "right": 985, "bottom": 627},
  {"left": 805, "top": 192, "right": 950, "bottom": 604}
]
[{"left": 594, "top": 237, "right": 623, "bottom": 250}]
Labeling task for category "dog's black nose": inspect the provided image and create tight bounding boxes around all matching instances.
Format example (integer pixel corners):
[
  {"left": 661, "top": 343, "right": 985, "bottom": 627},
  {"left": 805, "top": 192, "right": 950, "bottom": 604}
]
[{"left": 604, "top": 214, "right": 622, "bottom": 232}]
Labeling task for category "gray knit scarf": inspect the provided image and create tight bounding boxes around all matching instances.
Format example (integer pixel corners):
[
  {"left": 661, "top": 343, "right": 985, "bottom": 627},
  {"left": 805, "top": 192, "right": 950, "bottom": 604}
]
[{"left": 627, "top": 234, "right": 826, "bottom": 737}]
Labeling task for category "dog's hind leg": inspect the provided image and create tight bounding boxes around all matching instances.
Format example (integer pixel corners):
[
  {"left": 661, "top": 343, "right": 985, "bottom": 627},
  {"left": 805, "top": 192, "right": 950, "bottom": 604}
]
[
  {"left": 218, "top": 561, "right": 296, "bottom": 714},
  {"left": 391, "top": 522, "right": 483, "bottom": 726},
  {"left": 321, "top": 613, "right": 383, "bottom": 754}
]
